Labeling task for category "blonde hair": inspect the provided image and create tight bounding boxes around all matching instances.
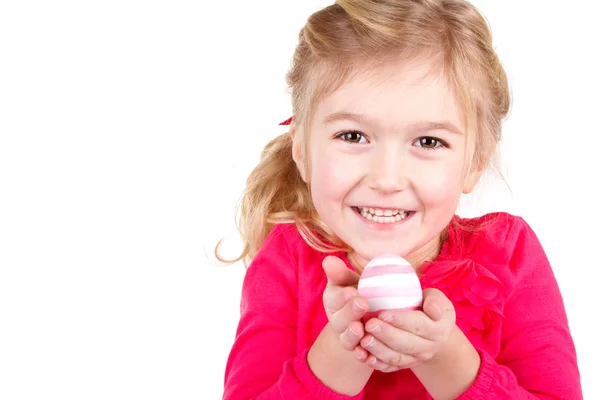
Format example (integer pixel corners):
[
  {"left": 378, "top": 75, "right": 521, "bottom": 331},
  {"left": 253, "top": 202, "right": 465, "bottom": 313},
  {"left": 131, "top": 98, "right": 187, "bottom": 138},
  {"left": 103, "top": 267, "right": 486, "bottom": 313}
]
[{"left": 216, "top": 0, "right": 510, "bottom": 266}]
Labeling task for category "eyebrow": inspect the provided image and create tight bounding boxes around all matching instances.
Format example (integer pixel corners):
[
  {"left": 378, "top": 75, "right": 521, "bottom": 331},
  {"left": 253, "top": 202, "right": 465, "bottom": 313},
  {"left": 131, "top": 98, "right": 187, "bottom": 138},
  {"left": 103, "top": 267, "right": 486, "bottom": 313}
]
[{"left": 322, "top": 111, "right": 464, "bottom": 135}]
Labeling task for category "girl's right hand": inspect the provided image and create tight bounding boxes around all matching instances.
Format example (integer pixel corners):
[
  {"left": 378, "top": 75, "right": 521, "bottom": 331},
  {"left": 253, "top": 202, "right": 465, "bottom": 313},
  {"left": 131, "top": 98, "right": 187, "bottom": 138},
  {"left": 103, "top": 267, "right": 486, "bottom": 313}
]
[
  {"left": 306, "top": 256, "right": 373, "bottom": 395},
  {"left": 322, "top": 255, "right": 370, "bottom": 352}
]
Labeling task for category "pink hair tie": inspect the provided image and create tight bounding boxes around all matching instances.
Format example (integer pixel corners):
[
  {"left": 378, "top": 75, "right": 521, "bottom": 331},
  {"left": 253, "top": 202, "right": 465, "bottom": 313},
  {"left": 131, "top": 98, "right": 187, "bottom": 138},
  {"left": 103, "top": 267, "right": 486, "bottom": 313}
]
[{"left": 279, "top": 116, "right": 293, "bottom": 126}]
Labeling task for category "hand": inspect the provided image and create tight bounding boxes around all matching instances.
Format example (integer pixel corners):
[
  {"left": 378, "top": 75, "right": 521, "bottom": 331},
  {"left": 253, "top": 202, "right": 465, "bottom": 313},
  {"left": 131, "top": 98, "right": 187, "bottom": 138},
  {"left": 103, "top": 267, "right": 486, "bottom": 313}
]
[
  {"left": 306, "top": 256, "right": 374, "bottom": 395},
  {"left": 355, "top": 288, "right": 456, "bottom": 373},
  {"left": 322, "top": 256, "right": 370, "bottom": 352}
]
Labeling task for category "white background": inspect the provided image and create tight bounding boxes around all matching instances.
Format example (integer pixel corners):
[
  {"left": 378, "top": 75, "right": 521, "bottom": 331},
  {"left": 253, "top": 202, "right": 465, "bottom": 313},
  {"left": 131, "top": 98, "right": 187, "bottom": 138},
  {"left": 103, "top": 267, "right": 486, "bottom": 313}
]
[{"left": 1, "top": 1, "right": 598, "bottom": 399}]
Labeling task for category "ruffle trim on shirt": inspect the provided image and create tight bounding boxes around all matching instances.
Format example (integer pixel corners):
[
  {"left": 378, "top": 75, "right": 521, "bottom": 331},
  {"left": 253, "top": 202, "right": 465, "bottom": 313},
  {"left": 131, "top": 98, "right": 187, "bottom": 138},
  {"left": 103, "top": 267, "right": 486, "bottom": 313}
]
[{"left": 419, "top": 258, "right": 515, "bottom": 350}]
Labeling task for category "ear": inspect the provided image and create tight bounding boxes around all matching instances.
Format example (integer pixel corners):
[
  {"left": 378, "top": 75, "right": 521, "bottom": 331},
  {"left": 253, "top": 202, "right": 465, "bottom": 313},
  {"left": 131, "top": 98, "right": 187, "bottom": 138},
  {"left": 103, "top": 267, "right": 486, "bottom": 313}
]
[
  {"left": 290, "top": 124, "right": 308, "bottom": 182},
  {"left": 462, "top": 158, "right": 486, "bottom": 194},
  {"left": 462, "top": 168, "right": 483, "bottom": 194}
]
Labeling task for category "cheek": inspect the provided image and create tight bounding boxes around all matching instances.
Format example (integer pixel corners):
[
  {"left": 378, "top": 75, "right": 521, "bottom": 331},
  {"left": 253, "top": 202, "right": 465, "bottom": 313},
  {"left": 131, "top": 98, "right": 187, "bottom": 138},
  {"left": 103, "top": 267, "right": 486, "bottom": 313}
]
[
  {"left": 415, "top": 161, "right": 465, "bottom": 208},
  {"left": 309, "top": 149, "right": 356, "bottom": 206}
]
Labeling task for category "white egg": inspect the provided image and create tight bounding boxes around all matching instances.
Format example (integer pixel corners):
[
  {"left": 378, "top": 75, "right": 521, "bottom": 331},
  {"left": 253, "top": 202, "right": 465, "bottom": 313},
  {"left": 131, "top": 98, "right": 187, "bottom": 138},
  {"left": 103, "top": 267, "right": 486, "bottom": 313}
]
[{"left": 357, "top": 253, "right": 423, "bottom": 320}]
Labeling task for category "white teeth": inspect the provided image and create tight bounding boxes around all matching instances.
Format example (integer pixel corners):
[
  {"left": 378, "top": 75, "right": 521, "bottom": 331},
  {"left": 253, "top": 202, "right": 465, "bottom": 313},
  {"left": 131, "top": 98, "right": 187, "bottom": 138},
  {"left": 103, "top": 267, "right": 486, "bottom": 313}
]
[{"left": 357, "top": 207, "right": 409, "bottom": 223}]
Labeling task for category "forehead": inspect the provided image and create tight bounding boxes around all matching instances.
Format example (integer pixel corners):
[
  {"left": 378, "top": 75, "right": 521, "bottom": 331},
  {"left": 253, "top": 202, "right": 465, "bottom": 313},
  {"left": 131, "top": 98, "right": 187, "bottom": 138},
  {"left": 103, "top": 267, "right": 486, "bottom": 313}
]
[{"left": 312, "top": 60, "right": 464, "bottom": 133}]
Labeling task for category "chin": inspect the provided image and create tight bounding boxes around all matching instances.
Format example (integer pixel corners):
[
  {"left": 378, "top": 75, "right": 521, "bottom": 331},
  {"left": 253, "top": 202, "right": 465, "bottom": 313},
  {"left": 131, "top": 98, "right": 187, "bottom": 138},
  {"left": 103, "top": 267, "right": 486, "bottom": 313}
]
[{"left": 353, "top": 245, "right": 409, "bottom": 263}]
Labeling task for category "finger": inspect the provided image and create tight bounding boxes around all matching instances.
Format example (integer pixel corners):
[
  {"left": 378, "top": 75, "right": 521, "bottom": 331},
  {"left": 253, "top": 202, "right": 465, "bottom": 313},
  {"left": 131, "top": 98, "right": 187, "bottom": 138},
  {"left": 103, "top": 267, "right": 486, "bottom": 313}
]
[
  {"left": 363, "top": 319, "right": 431, "bottom": 358},
  {"left": 364, "top": 355, "right": 404, "bottom": 373},
  {"left": 377, "top": 309, "right": 436, "bottom": 339},
  {"left": 364, "top": 318, "right": 432, "bottom": 356},
  {"left": 339, "top": 320, "right": 365, "bottom": 351},
  {"left": 421, "top": 288, "right": 455, "bottom": 323},
  {"left": 353, "top": 345, "right": 369, "bottom": 363},
  {"left": 323, "top": 256, "right": 360, "bottom": 287},
  {"left": 323, "top": 284, "right": 359, "bottom": 315},
  {"left": 367, "top": 356, "right": 417, "bottom": 372},
  {"left": 361, "top": 335, "right": 419, "bottom": 369},
  {"left": 329, "top": 296, "right": 369, "bottom": 333}
]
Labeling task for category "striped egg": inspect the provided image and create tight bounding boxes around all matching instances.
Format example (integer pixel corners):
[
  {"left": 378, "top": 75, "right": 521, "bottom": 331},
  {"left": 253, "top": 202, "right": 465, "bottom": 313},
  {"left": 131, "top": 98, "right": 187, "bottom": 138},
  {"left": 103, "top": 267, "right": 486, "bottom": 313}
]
[{"left": 357, "top": 254, "right": 423, "bottom": 321}]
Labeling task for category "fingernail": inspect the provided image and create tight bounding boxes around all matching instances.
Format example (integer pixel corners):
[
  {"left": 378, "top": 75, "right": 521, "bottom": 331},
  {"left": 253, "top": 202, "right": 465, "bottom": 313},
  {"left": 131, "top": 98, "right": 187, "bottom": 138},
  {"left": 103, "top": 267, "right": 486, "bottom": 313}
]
[
  {"left": 366, "top": 324, "right": 381, "bottom": 334},
  {"left": 379, "top": 312, "right": 391, "bottom": 322},
  {"left": 354, "top": 348, "right": 363, "bottom": 360},
  {"left": 363, "top": 336, "right": 375, "bottom": 347},
  {"left": 348, "top": 325, "right": 358, "bottom": 336},
  {"left": 353, "top": 299, "right": 367, "bottom": 311}
]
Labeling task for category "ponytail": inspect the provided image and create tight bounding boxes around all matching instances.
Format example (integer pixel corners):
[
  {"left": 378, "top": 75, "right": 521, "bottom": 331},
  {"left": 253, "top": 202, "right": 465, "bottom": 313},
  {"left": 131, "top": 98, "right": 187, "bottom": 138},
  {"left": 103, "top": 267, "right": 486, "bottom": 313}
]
[{"left": 215, "top": 131, "right": 310, "bottom": 266}]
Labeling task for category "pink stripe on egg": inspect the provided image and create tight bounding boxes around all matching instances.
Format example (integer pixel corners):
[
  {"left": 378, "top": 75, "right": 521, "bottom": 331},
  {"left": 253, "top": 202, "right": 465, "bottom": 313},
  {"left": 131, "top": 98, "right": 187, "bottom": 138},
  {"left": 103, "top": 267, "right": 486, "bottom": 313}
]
[
  {"left": 360, "top": 264, "right": 414, "bottom": 278},
  {"left": 359, "top": 285, "right": 422, "bottom": 298}
]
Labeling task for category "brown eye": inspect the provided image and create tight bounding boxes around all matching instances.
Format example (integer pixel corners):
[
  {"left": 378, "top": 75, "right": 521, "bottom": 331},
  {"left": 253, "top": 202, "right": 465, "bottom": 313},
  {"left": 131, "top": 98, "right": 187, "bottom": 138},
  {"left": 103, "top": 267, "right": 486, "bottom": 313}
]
[
  {"left": 415, "top": 136, "right": 444, "bottom": 149},
  {"left": 337, "top": 131, "right": 367, "bottom": 144}
]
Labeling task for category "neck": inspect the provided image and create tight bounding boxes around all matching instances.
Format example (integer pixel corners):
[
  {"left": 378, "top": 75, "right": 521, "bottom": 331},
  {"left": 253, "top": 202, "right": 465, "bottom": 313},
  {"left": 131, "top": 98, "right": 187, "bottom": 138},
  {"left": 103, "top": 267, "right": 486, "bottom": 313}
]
[
  {"left": 404, "top": 234, "right": 443, "bottom": 274},
  {"left": 347, "top": 231, "right": 445, "bottom": 275}
]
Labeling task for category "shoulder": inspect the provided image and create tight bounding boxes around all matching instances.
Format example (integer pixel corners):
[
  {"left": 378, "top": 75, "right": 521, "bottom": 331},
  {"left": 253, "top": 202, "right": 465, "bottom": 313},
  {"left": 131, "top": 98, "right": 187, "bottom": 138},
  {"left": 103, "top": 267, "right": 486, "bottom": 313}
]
[
  {"left": 240, "top": 224, "right": 305, "bottom": 305},
  {"left": 442, "top": 212, "right": 552, "bottom": 292},
  {"left": 447, "top": 212, "right": 542, "bottom": 269},
  {"left": 452, "top": 211, "right": 527, "bottom": 241},
  {"left": 247, "top": 223, "right": 323, "bottom": 277},
  {"left": 241, "top": 223, "right": 328, "bottom": 304},
  {"left": 255, "top": 223, "right": 310, "bottom": 263}
]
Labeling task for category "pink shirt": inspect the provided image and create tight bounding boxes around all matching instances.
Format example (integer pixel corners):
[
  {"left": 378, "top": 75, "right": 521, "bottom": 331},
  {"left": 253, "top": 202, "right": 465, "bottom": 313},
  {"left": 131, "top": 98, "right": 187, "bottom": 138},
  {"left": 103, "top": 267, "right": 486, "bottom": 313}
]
[{"left": 223, "top": 213, "right": 582, "bottom": 399}]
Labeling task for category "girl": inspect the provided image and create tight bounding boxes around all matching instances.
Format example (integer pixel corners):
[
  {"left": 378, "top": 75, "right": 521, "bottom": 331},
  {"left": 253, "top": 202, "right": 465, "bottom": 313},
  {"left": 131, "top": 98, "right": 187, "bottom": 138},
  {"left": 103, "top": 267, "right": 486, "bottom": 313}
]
[{"left": 219, "top": 0, "right": 582, "bottom": 399}]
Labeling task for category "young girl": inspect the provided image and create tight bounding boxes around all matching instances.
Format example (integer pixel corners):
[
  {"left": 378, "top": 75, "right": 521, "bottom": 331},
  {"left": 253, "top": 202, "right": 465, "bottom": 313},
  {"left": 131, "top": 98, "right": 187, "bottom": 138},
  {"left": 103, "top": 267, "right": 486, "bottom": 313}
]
[{"left": 220, "top": 1, "right": 582, "bottom": 399}]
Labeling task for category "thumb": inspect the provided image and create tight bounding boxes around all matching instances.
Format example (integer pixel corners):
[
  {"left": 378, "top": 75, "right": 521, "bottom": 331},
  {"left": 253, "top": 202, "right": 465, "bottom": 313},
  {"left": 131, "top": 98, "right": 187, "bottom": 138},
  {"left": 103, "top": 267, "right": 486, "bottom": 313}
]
[
  {"left": 322, "top": 256, "right": 360, "bottom": 287},
  {"left": 422, "top": 288, "right": 454, "bottom": 322}
]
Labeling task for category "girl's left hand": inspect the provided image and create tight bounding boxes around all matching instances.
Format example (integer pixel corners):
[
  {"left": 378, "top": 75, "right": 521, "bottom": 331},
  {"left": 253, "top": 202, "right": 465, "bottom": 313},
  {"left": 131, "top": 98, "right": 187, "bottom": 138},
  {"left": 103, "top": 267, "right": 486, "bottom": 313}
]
[{"left": 355, "top": 288, "right": 456, "bottom": 373}]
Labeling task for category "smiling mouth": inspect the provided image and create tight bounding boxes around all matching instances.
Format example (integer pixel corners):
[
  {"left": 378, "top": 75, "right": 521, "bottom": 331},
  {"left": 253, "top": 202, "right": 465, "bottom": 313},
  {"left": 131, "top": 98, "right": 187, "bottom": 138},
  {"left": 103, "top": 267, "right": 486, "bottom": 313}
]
[{"left": 352, "top": 206, "right": 413, "bottom": 224}]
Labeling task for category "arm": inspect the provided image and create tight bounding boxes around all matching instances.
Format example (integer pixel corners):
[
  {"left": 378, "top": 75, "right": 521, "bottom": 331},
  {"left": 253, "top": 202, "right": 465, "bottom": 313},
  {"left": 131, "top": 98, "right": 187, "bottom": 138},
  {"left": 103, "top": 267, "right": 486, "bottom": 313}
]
[
  {"left": 223, "top": 226, "right": 370, "bottom": 400},
  {"left": 449, "top": 218, "right": 582, "bottom": 399},
  {"left": 308, "top": 322, "right": 373, "bottom": 395},
  {"left": 410, "top": 324, "right": 481, "bottom": 400}
]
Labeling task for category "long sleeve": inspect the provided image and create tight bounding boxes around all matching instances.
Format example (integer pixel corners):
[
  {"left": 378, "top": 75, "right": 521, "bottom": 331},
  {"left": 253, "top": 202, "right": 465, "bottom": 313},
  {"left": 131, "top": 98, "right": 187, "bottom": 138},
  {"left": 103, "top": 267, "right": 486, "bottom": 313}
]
[
  {"left": 456, "top": 217, "right": 582, "bottom": 399},
  {"left": 223, "top": 225, "right": 363, "bottom": 400}
]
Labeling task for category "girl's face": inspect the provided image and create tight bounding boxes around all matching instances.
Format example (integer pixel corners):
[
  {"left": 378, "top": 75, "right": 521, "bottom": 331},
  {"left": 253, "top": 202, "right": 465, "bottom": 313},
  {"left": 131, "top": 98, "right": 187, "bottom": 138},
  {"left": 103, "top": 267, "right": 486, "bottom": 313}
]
[{"left": 293, "top": 60, "right": 482, "bottom": 269}]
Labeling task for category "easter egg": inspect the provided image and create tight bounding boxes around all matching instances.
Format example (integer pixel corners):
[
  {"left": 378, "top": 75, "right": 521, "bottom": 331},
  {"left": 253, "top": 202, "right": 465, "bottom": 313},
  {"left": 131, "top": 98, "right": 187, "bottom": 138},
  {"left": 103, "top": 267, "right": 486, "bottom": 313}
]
[{"left": 357, "top": 254, "right": 423, "bottom": 321}]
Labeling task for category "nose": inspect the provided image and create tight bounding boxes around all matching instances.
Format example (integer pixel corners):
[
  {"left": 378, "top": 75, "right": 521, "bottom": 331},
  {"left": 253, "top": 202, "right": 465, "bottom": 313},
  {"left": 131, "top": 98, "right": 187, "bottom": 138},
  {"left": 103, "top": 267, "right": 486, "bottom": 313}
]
[{"left": 366, "top": 147, "right": 409, "bottom": 194}]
